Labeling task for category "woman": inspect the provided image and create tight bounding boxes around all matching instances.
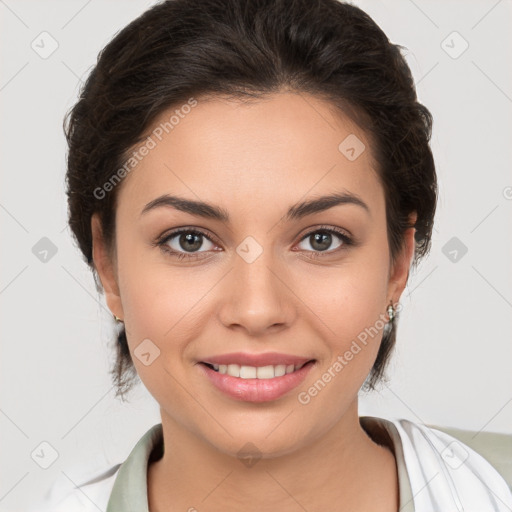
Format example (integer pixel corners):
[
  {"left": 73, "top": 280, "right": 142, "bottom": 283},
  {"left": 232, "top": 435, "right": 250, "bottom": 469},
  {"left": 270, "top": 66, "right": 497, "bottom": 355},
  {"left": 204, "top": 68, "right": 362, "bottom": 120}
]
[{"left": 41, "top": 0, "right": 512, "bottom": 510}]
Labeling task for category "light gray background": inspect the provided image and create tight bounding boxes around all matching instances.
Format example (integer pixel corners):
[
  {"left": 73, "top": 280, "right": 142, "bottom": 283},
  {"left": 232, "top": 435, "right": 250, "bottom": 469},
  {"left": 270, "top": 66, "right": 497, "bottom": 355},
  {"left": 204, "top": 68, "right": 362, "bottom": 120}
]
[{"left": 1, "top": 0, "right": 511, "bottom": 510}]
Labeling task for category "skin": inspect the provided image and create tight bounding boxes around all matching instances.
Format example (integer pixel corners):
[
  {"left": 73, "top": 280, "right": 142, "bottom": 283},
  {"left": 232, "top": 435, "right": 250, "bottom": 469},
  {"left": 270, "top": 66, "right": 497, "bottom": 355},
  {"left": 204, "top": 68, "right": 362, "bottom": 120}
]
[{"left": 92, "top": 91, "right": 417, "bottom": 512}]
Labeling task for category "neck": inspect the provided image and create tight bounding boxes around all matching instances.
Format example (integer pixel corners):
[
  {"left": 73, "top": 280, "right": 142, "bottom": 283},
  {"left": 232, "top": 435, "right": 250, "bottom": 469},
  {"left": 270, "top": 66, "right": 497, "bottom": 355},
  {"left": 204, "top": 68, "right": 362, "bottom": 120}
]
[{"left": 148, "top": 399, "right": 398, "bottom": 512}]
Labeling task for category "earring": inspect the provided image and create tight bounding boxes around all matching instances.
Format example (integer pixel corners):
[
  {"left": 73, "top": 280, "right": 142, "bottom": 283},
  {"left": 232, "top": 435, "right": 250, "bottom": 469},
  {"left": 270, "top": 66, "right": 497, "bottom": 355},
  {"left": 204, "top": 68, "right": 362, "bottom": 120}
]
[
  {"left": 387, "top": 301, "right": 395, "bottom": 322},
  {"left": 113, "top": 314, "right": 123, "bottom": 323}
]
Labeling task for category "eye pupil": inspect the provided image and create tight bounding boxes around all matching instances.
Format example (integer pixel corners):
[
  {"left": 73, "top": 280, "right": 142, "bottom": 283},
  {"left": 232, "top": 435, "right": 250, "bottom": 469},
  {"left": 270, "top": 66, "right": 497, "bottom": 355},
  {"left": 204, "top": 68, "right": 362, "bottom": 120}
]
[{"left": 311, "top": 232, "right": 332, "bottom": 252}]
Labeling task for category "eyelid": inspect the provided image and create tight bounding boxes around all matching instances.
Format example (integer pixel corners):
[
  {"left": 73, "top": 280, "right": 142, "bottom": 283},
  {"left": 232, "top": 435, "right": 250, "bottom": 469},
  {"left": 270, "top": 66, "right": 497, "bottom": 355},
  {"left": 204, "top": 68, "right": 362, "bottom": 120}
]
[{"left": 297, "top": 224, "right": 353, "bottom": 242}]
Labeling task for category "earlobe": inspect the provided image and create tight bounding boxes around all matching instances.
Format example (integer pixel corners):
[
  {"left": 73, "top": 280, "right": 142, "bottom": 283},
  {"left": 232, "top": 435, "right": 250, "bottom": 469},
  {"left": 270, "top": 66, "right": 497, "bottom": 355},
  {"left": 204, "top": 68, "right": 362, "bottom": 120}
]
[{"left": 91, "top": 213, "right": 124, "bottom": 319}]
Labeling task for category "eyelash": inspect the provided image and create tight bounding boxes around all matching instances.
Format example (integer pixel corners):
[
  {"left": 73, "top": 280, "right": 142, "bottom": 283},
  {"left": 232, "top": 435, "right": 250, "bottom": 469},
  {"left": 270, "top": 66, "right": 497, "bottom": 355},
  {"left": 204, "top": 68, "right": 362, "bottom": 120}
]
[{"left": 154, "top": 225, "right": 354, "bottom": 261}]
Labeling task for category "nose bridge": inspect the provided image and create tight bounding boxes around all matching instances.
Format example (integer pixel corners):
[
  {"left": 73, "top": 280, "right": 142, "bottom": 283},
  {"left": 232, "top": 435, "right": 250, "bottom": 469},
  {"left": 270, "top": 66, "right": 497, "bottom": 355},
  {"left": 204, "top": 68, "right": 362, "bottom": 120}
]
[{"left": 218, "top": 236, "right": 293, "bottom": 333}]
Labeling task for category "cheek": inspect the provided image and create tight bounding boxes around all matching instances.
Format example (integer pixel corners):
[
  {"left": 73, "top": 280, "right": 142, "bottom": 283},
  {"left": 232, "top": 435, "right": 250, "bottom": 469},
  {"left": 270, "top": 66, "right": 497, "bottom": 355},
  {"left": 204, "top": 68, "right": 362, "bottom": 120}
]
[
  {"left": 115, "top": 238, "right": 215, "bottom": 378},
  {"left": 297, "top": 254, "right": 389, "bottom": 341},
  {"left": 120, "top": 268, "right": 202, "bottom": 351},
  {"left": 291, "top": 247, "right": 391, "bottom": 394},
  {"left": 292, "top": 260, "right": 389, "bottom": 421},
  {"left": 115, "top": 230, "right": 184, "bottom": 326},
  {"left": 114, "top": 235, "right": 184, "bottom": 356}
]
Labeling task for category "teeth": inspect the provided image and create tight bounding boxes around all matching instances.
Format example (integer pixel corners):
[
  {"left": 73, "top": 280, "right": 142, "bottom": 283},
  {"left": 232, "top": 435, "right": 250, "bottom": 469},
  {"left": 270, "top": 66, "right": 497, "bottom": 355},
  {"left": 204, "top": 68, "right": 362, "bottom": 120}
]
[{"left": 211, "top": 363, "right": 306, "bottom": 379}]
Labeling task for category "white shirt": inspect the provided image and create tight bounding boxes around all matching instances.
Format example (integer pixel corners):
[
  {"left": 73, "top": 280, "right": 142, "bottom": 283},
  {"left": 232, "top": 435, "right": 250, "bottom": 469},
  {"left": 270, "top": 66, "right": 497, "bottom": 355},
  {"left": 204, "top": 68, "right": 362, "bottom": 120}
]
[{"left": 32, "top": 416, "right": 512, "bottom": 511}]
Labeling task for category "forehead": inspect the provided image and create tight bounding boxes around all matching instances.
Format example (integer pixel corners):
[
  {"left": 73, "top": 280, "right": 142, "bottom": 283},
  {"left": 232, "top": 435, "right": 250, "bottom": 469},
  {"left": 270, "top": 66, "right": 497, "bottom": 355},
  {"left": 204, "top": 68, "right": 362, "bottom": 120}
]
[{"left": 116, "top": 92, "right": 383, "bottom": 222}]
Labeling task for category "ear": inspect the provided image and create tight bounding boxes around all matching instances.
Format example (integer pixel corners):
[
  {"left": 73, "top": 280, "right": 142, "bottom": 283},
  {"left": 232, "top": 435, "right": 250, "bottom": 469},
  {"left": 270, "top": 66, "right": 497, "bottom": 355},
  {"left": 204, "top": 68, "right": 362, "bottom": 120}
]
[
  {"left": 91, "top": 213, "right": 124, "bottom": 320},
  {"left": 386, "top": 211, "right": 417, "bottom": 304}
]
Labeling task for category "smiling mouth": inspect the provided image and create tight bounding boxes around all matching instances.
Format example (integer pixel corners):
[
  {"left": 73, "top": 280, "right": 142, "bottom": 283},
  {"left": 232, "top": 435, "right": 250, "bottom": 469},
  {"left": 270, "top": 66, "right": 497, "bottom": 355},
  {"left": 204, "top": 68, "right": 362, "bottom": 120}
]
[{"left": 200, "top": 360, "right": 315, "bottom": 379}]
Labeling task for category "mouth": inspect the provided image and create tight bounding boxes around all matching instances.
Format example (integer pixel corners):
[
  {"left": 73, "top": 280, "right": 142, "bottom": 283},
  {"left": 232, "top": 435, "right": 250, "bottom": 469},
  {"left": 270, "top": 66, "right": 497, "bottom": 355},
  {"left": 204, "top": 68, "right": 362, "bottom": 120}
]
[
  {"left": 199, "top": 360, "right": 315, "bottom": 379},
  {"left": 197, "top": 359, "right": 317, "bottom": 402}
]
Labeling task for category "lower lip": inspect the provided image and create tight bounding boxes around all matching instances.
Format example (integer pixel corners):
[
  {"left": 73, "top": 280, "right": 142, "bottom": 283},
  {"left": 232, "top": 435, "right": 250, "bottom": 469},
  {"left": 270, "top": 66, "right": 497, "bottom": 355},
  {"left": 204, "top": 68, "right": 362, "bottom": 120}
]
[{"left": 197, "top": 361, "right": 316, "bottom": 403}]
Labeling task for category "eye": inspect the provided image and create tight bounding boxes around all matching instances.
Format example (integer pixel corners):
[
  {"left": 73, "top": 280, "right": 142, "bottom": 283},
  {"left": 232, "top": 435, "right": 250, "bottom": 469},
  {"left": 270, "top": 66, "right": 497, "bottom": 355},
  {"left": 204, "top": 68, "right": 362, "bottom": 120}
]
[
  {"left": 296, "top": 225, "right": 353, "bottom": 258},
  {"left": 156, "top": 228, "right": 217, "bottom": 260},
  {"left": 154, "top": 225, "right": 354, "bottom": 261}
]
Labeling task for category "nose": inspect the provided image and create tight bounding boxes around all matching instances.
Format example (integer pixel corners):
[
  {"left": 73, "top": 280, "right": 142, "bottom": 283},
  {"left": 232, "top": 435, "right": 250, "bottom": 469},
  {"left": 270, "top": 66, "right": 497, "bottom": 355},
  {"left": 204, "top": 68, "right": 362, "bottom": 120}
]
[{"left": 217, "top": 250, "right": 296, "bottom": 336}]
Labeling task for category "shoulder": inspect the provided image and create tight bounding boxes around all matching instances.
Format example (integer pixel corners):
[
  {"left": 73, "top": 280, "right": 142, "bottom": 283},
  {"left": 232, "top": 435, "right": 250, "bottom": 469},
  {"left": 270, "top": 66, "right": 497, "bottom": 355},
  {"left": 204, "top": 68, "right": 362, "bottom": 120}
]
[
  {"left": 30, "top": 423, "right": 162, "bottom": 512},
  {"left": 388, "top": 417, "right": 512, "bottom": 510},
  {"left": 29, "top": 463, "right": 121, "bottom": 512},
  {"left": 427, "top": 421, "right": 512, "bottom": 490}
]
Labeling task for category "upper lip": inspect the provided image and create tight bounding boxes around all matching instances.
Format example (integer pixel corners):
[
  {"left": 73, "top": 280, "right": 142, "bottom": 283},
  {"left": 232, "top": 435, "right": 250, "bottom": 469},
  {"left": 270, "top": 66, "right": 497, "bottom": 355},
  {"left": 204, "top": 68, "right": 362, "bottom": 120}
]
[{"left": 200, "top": 352, "right": 314, "bottom": 367}]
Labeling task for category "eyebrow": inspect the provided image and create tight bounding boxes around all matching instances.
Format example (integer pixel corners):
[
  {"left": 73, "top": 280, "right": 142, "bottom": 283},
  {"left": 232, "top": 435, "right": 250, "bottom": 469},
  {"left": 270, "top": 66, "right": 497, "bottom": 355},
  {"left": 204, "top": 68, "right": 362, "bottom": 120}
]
[{"left": 140, "top": 191, "right": 370, "bottom": 222}]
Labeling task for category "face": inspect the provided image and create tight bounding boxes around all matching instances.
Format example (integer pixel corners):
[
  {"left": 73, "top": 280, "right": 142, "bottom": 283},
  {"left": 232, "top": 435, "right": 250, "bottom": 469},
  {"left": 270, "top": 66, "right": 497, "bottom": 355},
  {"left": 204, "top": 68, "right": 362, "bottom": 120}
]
[{"left": 92, "top": 92, "right": 415, "bottom": 458}]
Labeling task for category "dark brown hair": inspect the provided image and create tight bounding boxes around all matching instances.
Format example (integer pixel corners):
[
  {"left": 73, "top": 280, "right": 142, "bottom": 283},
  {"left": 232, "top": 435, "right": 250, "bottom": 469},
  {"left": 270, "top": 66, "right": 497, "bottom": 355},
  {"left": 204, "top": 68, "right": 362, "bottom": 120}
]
[{"left": 64, "top": 0, "right": 437, "bottom": 400}]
